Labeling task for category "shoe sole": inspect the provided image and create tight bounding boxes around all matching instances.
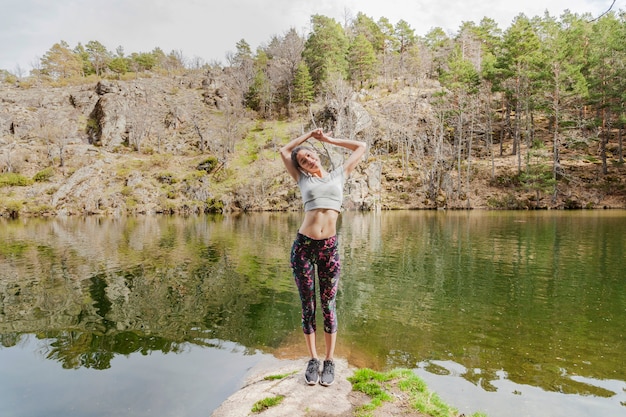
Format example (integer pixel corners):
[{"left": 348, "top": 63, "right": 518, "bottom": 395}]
[
  {"left": 319, "top": 380, "right": 334, "bottom": 387},
  {"left": 305, "top": 376, "right": 319, "bottom": 385}
]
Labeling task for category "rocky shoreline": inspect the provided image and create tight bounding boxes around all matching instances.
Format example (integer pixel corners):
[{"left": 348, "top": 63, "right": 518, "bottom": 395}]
[{"left": 210, "top": 357, "right": 357, "bottom": 417}]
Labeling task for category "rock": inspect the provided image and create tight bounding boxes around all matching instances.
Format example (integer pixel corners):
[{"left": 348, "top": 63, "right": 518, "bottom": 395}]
[
  {"left": 89, "top": 93, "right": 130, "bottom": 148},
  {"left": 51, "top": 160, "right": 105, "bottom": 210},
  {"left": 96, "top": 80, "right": 122, "bottom": 95},
  {"left": 210, "top": 357, "right": 355, "bottom": 417}
]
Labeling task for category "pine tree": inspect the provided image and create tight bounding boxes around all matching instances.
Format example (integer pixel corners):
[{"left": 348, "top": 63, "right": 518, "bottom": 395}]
[
  {"left": 348, "top": 34, "right": 377, "bottom": 87},
  {"left": 303, "top": 15, "right": 349, "bottom": 89},
  {"left": 293, "top": 61, "right": 315, "bottom": 107},
  {"left": 40, "top": 41, "right": 83, "bottom": 79}
]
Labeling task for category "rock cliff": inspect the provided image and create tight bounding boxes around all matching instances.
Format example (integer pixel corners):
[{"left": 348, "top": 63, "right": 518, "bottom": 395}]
[{"left": 1, "top": 72, "right": 624, "bottom": 217}]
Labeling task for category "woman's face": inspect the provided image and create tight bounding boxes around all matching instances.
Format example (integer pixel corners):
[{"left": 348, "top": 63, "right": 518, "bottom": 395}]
[{"left": 296, "top": 148, "right": 321, "bottom": 173}]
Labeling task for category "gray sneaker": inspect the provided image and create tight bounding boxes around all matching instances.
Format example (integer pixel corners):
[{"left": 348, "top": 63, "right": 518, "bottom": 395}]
[
  {"left": 320, "top": 360, "right": 335, "bottom": 386},
  {"left": 305, "top": 358, "right": 320, "bottom": 385}
]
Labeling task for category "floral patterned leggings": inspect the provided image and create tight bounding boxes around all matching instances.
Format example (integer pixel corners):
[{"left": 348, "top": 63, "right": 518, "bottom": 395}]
[{"left": 290, "top": 233, "right": 341, "bottom": 335}]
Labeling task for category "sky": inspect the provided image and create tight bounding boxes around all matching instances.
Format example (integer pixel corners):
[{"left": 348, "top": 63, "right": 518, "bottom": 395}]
[{"left": 0, "top": 0, "right": 620, "bottom": 73}]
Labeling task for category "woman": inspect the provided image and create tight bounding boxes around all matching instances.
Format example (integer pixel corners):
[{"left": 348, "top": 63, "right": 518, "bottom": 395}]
[{"left": 280, "top": 128, "right": 366, "bottom": 386}]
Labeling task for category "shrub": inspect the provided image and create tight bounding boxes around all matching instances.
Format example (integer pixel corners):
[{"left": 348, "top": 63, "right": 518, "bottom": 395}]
[
  {"left": 206, "top": 198, "right": 224, "bottom": 213},
  {"left": 33, "top": 167, "right": 55, "bottom": 182},
  {"left": 197, "top": 156, "right": 219, "bottom": 173},
  {"left": 0, "top": 173, "right": 34, "bottom": 187},
  {"left": 1, "top": 199, "right": 24, "bottom": 218},
  {"left": 155, "top": 172, "right": 177, "bottom": 184}
]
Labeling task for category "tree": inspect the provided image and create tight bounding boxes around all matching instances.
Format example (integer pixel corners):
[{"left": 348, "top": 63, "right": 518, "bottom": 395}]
[
  {"left": 86, "top": 40, "right": 111, "bottom": 76},
  {"left": 534, "top": 12, "right": 589, "bottom": 180},
  {"left": 497, "top": 14, "right": 541, "bottom": 171},
  {"left": 108, "top": 56, "right": 129, "bottom": 76},
  {"left": 40, "top": 41, "right": 83, "bottom": 79},
  {"left": 585, "top": 12, "right": 625, "bottom": 174},
  {"left": 225, "top": 39, "right": 256, "bottom": 105},
  {"left": 348, "top": 33, "right": 377, "bottom": 87},
  {"left": 394, "top": 20, "right": 416, "bottom": 56},
  {"left": 423, "top": 27, "right": 452, "bottom": 78},
  {"left": 376, "top": 17, "right": 399, "bottom": 84},
  {"left": 245, "top": 51, "right": 273, "bottom": 117},
  {"left": 130, "top": 52, "right": 157, "bottom": 72},
  {"left": 475, "top": 18, "right": 503, "bottom": 179},
  {"left": 352, "top": 12, "right": 385, "bottom": 54},
  {"left": 303, "top": 15, "right": 349, "bottom": 89},
  {"left": 263, "top": 28, "right": 306, "bottom": 115},
  {"left": 292, "top": 61, "right": 315, "bottom": 108},
  {"left": 74, "top": 43, "right": 93, "bottom": 76},
  {"left": 440, "top": 45, "right": 481, "bottom": 199}
]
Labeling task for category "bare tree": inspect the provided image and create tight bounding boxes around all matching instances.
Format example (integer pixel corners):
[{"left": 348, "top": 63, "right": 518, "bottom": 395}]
[{"left": 2, "top": 141, "right": 16, "bottom": 173}]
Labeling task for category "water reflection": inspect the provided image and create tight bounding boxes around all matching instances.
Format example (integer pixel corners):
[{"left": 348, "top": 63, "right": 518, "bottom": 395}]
[
  {"left": 1, "top": 211, "right": 625, "bottom": 417},
  {"left": 1, "top": 334, "right": 267, "bottom": 417}
]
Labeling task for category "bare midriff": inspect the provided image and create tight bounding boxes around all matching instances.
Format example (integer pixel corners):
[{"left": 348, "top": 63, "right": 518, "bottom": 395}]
[{"left": 298, "top": 208, "right": 340, "bottom": 240}]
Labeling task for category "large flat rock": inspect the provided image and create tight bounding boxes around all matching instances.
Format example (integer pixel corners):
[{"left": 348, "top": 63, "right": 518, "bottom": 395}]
[{"left": 211, "top": 357, "right": 356, "bottom": 417}]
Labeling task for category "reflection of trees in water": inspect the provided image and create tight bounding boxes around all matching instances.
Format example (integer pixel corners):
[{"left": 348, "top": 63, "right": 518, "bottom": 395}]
[
  {"left": 43, "top": 331, "right": 182, "bottom": 370},
  {"left": 4, "top": 213, "right": 623, "bottom": 396},
  {"left": 0, "top": 216, "right": 300, "bottom": 370}
]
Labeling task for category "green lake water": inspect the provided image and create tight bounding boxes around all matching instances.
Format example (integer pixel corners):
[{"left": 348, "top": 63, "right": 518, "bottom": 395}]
[{"left": 1, "top": 211, "right": 624, "bottom": 417}]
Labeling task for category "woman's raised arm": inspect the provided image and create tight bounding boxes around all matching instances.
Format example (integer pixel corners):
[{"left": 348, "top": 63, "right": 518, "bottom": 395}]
[
  {"left": 279, "top": 129, "right": 322, "bottom": 181},
  {"left": 318, "top": 133, "right": 367, "bottom": 176}
]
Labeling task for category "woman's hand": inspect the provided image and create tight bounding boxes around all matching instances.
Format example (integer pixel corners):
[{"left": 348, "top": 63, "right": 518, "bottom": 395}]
[{"left": 310, "top": 128, "right": 324, "bottom": 141}]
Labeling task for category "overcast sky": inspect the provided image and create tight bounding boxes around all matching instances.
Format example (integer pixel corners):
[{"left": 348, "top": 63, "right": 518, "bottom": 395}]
[{"left": 0, "top": 0, "right": 620, "bottom": 72}]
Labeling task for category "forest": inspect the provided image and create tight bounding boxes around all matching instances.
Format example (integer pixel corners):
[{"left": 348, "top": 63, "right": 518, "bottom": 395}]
[{"left": 1, "top": 9, "right": 625, "bottom": 213}]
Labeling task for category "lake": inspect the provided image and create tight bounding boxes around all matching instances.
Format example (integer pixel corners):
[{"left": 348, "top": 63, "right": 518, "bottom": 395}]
[{"left": 1, "top": 211, "right": 625, "bottom": 417}]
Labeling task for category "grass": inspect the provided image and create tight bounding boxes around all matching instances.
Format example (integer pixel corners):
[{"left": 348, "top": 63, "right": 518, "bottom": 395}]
[
  {"left": 251, "top": 395, "right": 285, "bottom": 413},
  {"left": 263, "top": 371, "right": 297, "bottom": 381},
  {"left": 349, "top": 368, "right": 488, "bottom": 417}
]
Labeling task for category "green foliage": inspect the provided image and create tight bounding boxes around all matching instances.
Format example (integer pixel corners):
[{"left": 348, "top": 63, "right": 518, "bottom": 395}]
[
  {"left": 155, "top": 172, "right": 177, "bottom": 185},
  {"left": 251, "top": 395, "right": 284, "bottom": 413},
  {"left": 349, "top": 368, "right": 397, "bottom": 412},
  {"left": 85, "top": 40, "right": 112, "bottom": 76},
  {"left": 303, "top": 14, "right": 349, "bottom": 88},
  {"left": 349, "top": 368, "right": 484, "bottom": 417},
  {"left": 120, "top": 186, "right": 133, "bottom": 197},
  {"left": 263, "top": 371, "right": 297, "bottom": 381},
  {"left": 130, "top": 52, "right": 157, "bottom": 71},
  {"left": 440, "top": 47, "right": 481, "bottom": 93},
  {"left": 353, "top": 12, "right": 386, "bottom": 53},
  {"left": 0, "top": 199, "right": 24, "bottom": 218},
  {"left": 196, "top": 156, "right": 219, "bottom": 173},
  {"left": 33, "top": 167, "right": 55, "bottom": 182},
  {"left": 293, "top": 62, "right": 315, "bottom": 106},
  {"left": 1, "top": 69, "right": 18, "bottom": 84},
  {"left": 108, "top": 56, "right": 129, "bottom": 75},
  {"left": 0, "top": 173, "right": 34, "bottom": 187},
  {"left": 487, "top": 193, "right": 527, "bottom": 209},
  {"left": 205, "top": 198, "right": 224, "bottom": 213},
  {"left": 348, "top": 33, "right": 378, "bottom": 86},
  {"left": 183, "top": 171, "right": 208, "bottom": 183},
  {"left": 394, "top": 19, "right": 417, "bottom": 54},
  {"left": 245, "top": 69, "right": 270, "bottom": 113},
  {"left": 40, "top": 41, "right": 83, "bottom": 80}
]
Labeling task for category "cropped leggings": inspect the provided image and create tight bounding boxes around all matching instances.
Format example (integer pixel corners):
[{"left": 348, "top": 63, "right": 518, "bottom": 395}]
[{"left": 290, "top": 233, "right": 341, "bottom": 335}]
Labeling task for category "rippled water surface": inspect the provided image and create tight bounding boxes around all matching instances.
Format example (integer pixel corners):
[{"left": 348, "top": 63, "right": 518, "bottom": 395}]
[{"left": 1, "top": 211, "right": 624, "bottom": 417}]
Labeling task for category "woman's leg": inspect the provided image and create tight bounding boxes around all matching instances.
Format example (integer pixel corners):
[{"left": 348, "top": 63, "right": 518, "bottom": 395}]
[
  {"left": 291, "top": 236, "right": 318, "bottom": 350},
  {"left": 304, "top": 332, "right": 318, "bottom": 359},
  {"left": 291, "top": 235, "right": 323, "bottom": 384},
  {"left": 317, "top": 236, "right": 341, "bottom": 360},
  {"left": 324, "top": 331, "right": 336, "bottom": 361}
]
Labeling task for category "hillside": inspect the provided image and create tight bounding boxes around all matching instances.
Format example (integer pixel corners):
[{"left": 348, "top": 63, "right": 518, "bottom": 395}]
[{"left": 1, "top": 71, "right": 624, "bottom": 218}]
